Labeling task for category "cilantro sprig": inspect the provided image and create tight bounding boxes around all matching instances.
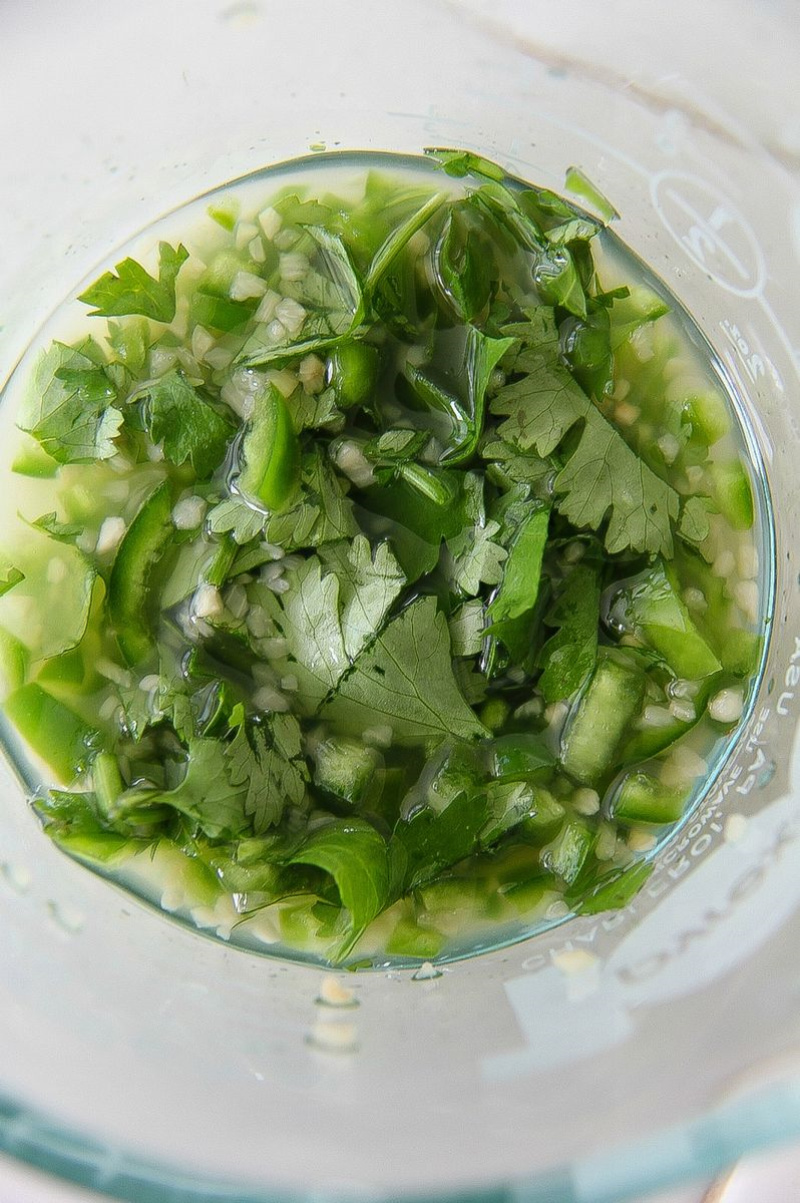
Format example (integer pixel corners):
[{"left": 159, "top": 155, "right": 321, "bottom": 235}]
[{"left": 78, "top": 241, "right": 189, "bottom": 322}]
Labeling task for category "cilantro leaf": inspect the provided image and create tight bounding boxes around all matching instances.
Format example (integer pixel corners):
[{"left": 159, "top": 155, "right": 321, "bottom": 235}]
[
  {"left": 18, "top": 343, "right": 123, "bottom": 463},
  {"left": 554, "top": 410, "right": 679, "bottom": 556},
  {"left": 481, "top": 435, "right": 553, "bottom": 492},
  {"left": 267, "top": 536, "right": 406, "bottom": 709},
  {"left": 364, "top": 429, "right": 429, "bottom": 464},
  {"left": 168, "top": 738, "right": 249, "bottom": 836},
  {"left": 140, "top": 370, "right": 234, "bottom": 478},
  {"left": 207, "top": 498, "right": 267, "bottom": 545},
  {"left": 106, "top": 318, "right": 150, "bottom": 374},
  {"left": 425, "top": 148, "right": 506, "bottom": 182},
  {"left": 447, "top": 519, "right": 507, "bottom": 597},
  {"left": 289, "top": 818, "right": 390, "bottom": 956},
  {"left": 271, "top": 557, "right": 349, "bottom": 707},
  {"left": 434, "top": 169, "right": 593, "bottom": 317},
  {"left": 538, "top": 564, "right": 600, "bottom": 701},
  {"left": 116, "top": 671, "right": 196, "bottom": 744},
  {"left": 486, "top": 505, "right": 550, "bottom": 626},
  {"left": 29, "top": 513, "right": 83, "bottom": 545},
  {"left": 319, "top": 535, "right": 406, "bottom": 660},
  {"left": 289, "top": 386, "right": 344, "bottom": 433},
  {"left": 678, "top": 495, "right": 712, "bottom": 545},
  {"left": 448, "top": 599, "right": 485, "bottom": 657},
  {"left": 227, "top": 716, "right": 308, "bottom": 834},
  {"left": 532, "top": 244, "right": 588, "bottom": 317},
  {"left": 237, "top": 227, "right": 364, "bottom": 368},
  {"left": 0, "top": 565, "right": 24, "bottom": 598},
  {"left": 565, "top": 166, "right": 620, "bottom": 224},
  {"left": 434, "top": 200, "right": 494, "bottom": 322},
  {"left": 404, "top": 327, "right": 514, "bottom": 467},
  {"left": 365, "top": 191, "right": 447, "bottom": 294},
  {"left": 391, "top": 788, "right": 489, "bottom": 893},
  {"left": 320, "top": 597, "right": 486, "bottom": 745},
  {"left": 491, "top": 312, "right": 680, "bottom": 555},
  {"left": 78, "top": 242, "right": 189, "bottom": 322}
]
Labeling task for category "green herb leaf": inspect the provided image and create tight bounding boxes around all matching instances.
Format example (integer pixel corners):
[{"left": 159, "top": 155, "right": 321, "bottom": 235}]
[
  {"left": 207, "top": 498, "right": 267, "bottom": 545},
  {"left": 140, "top": 370, "right": 235, "bottom": 478},
  {"left": 289, "top": 818, "right": 390, "bottom": 954},
  {"left": 481, "top": 435, "right": 553, "bottom": 492},
  {"left": 319, "top": 535, "right": 406, "bottom": 660},
  {"left": 491, "top": 313, "right": 680, "bottom": 555},
  {"left": 154, "top": 737, "right": 248, "bottom": 838},
  {"left": 106, "top": 318, "right": 150, "bottom": 374},
  {"left": 78, "top": 242, "right": 189, "bottom": 322},
  {"left": 440, "top": 328, "right": 515, "bottom": 466},
  {"left": 447, "top": 520, "right": 507, "bottom": 597},
  {"left": 365, "top": 191, "right": 446, "bottom": 294},
  {"left": 448, "top": 599, "right": 485, "bottom": 657},
  {"left": 320, "top": 597, "right": 486, "bottom": 745},
  {"left": 532, "top": 245, "right": 588, "bottom": 317},
  {"left": 434, "top": 200, "right": 493, "bottom": 322},
  {"left": 30, "top": 513, "right": 83, "bottom": 545},
  {"left": 267, "top": 536, "right": 406, "bottom": 709},
  {"left": 18, "top": 344, "right": 123, "bottom": 463},
  {"left": 271, "top": 557, "right": 349, "bottom": 707},
  {"left": 425, "top": 148, "right": 506, "bottom": 182},
  {"left": 678, "top": 495, "right": 712, "bottom": 545},
  {"left": 391, "top": 788, "right": 489, "bottom": 892},
  {"left": 486, "top": 505, "right": 550, "bottom": 626},
  {"left": 227, "top": 716, "right": 308, "bottom": 834},
  {"left": 0, "top": 565, "right": 25, "bottom": 598},
  {"left": 289, "top": 386, "right": 344, "bottom": 433},
  {"left": 538, "top": 564, "right": 601, "bottom": 701},
  {"left": 364, "top": 429, "right": 429, "bottom": 464},
  {"left": 565, "top": 166, "right": 620, "bottom": 224},
  {"left": 555, "top": 409, "right": 679, "bottom": 555}
]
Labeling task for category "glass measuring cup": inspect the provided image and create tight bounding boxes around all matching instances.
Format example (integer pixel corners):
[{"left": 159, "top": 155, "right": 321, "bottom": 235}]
[{"left": 1, "top": 2, "right": 799, "bottom": 1200}]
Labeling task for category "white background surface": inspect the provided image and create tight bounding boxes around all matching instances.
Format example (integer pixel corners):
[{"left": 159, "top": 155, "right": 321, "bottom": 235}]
[{"left": 1, "top": 1, "right": 797, "bottom": 1201}]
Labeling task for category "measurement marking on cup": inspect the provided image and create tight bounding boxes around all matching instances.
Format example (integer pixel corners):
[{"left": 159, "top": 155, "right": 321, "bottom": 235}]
[
  {"left": 651, "top": 171, "right": 766, "bottom": 297},
  {"left": 667, "top": 189, "right": 750, "bottom": 281},
  {"left": 721, "top": 348, "right": 775, "bottom": 464},
  {"left": 720, "top": 318, "right": 784, "bottom": 394}
]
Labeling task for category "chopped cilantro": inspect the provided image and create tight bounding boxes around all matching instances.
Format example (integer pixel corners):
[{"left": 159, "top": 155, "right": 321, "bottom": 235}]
[
  {"left": 2, "top": 150, "right": 761, "bottom": 968},
  {"left": 18, "top": 344, "right": 123, "bottom": 463},
  {"left": 78, "top": 242, "right": 189, "bottom": 322},
  {"left": 139, "top": 370, "right": 235, "bottom": 477},
  {"left": 491, "top": 314, "right": 680, "bottom": 555}
]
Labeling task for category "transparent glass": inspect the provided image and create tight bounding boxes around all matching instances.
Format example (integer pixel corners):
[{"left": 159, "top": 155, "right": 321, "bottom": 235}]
[{"left": 1, "top": 2, "right": 799, "bottom": 1201}]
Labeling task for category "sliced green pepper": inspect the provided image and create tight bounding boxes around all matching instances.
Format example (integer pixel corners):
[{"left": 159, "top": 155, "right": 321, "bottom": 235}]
[
  {"left": 108, "top": 479, "right": 174, "bottom": 665},
  {"left": 611, "top": 559, "right": 722, "bottom": 679},
  {"left": 329, "top": 342, "right": 379, "bottom": 409},
  {"left": 490, "top": 733, "right": 555, "bottom": 783},
  {"left": 238, "top": 384, "right": 300, "bottom": 511},
  {"left": 4, "top": 683, "right": 98, "bottom": 782},
  {"left": 614, "top": 770, "right": 687, "bottom": 825},
  {"left": 0, "top": 627, "right": 28, "bottom": 696}
]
